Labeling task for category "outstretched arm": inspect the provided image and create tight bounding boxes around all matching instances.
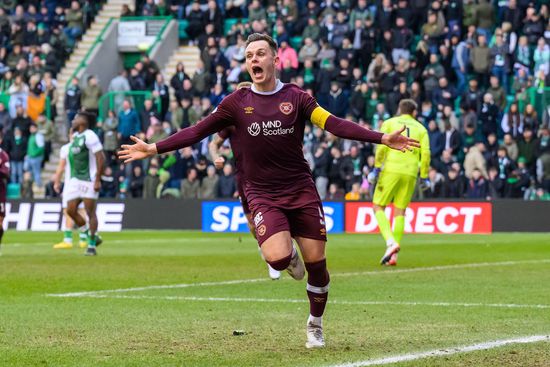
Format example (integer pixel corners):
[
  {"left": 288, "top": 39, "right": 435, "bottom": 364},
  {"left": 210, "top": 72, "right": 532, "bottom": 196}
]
[
  {"left": 309, "top": 106, "right": 420, "bottom": 151},
  {"left": 119, "top": 111, "right": 230, "bottom": 163}
]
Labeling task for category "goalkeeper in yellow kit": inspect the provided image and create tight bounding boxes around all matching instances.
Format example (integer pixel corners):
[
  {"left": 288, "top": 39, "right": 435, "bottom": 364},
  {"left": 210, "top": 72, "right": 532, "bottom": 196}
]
[{"left": 368, "top": 99, "right": 430, "bottom": 266}]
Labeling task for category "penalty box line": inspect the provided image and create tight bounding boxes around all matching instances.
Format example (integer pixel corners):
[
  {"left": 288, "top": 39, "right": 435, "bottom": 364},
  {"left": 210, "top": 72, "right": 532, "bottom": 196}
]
[
  {"left": 46, "top": 259, "right": 550, "bottom": 298},
  {"left": 71, "top": 294, "right": 550, "bottom": 310},
  {"left": 327, "top": 335, "right": 550, "bottom": 367}
]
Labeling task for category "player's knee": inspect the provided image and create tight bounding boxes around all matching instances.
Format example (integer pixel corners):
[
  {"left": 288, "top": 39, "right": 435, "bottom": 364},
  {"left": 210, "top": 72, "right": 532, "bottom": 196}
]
[
  {"left": 266, "top": 252, "right": 292, "bottom": 271},
  {"left": 66, "top": 207, "right": 77, "bottom": 217},
  {"left": 373, "top": 204, "right": 384, "bottom": 212},
  {"left": 394, "top": 208, "right": 406, "bottom": 216},
  {"left": 305, "top": 258, "right": 330, "bottom": 287}
]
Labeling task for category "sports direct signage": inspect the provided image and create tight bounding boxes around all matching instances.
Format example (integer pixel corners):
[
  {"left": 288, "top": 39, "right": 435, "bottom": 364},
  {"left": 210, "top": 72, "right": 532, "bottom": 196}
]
[
  {"left": 202, "top": 201, "right": 344, "bottom": 233},
  {"left": 345, "top": 202, "right": 492, "bottom": 234}
]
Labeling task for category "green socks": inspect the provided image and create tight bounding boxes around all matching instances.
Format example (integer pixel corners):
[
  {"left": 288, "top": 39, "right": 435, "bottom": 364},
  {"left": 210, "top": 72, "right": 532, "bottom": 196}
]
[
  {"left": 63, "top": 230, "right": 72, "bottom": 243},
  {"left": 88, "top": 235, "right": 97, "bottom": 248}
]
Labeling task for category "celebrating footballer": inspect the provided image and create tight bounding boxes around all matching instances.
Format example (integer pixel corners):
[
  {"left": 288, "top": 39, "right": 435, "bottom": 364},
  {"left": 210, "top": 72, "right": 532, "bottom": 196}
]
[{"left": 119, "top": 33, "right": 420, "bottom": 348}]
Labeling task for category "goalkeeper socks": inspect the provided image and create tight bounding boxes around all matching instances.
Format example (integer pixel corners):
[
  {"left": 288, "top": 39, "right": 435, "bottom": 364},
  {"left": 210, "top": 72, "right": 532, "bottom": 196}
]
[
  {"left": 374, "top": 210, "right": 396, "bottom": 246},
  {"left": 305, "top": 259, "right": 330, "bottom": 317},
  {"left": 63, "top": 230, "right": 73, "bottom": 243},
  {"left": 393, "top": 215, "right": 405, "bottom": 244}
]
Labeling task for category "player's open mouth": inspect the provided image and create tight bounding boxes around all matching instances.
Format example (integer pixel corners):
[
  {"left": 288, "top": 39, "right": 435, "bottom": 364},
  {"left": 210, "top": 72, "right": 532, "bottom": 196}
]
[{"left": 252, "top": 66, "right": 264, "bottom": 77}]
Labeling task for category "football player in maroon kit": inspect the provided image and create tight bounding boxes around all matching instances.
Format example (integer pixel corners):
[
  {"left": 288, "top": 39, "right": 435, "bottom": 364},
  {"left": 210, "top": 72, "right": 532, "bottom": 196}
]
[
  {"left": 119, "top": 33, "right": 419, "bottom": 348},
  {"left": 0, "top": 132, "right": 9, "bottom": 253},
  {"left": 209, "top": 81, "right": 281, "bottom": 280}
]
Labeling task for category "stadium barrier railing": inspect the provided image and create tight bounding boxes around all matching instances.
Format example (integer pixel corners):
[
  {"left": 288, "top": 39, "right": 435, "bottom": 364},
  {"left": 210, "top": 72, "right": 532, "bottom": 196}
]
[{"left": 66, "top": 18, "right": 115, "bottom": 90}]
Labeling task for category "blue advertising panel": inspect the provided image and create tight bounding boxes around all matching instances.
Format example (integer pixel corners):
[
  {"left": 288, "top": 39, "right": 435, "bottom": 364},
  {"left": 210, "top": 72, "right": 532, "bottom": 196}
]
[{"left": 202, "top": 201, "right": 344, "bottom": 233}]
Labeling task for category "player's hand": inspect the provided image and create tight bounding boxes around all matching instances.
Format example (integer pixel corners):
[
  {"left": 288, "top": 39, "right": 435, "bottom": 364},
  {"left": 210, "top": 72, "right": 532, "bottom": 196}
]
[
  {"left": 419, "top": 178, "right": 431, "bottom": 191},
  {"left": 118, "top": 135, "right": 157, "bottom": 163},
  {"left": 367, "top": 168, "right": 380, "bottom": 184},
  {"left": 381, "top": 126, "right": 420, "bottom": 152},
  {"left": 53, "top": 181, "right": 61, "bottom": 194},
  {"left": 94, "top": 180, "right": 101, "bottom": 192},
  {"left": 214, "top": 156, "right": 225, "bottom": 170}
]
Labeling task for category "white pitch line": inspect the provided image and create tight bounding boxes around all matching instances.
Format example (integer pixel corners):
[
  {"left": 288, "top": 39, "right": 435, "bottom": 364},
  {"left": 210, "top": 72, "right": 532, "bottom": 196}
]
[
  {"left": 328, "top": 335, "right": 550, "bottom": 367},
  {"left": 68, "top": 294, "right": 550, "bottom": 310},
  {"left": 46, "top": 259, "right": 550, "bottom": 298},
  {"left": 46, "top": 277, "right": 267, "bottom": 297},
  {"left": 331, "top": 259, "right": 550, "bottom": 278}
]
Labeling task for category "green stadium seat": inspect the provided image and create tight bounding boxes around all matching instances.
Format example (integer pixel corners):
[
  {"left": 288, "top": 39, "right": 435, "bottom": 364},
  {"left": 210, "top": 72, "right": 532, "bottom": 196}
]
[
  {"left": 224, "top": 18, "right": 239, "bottom": 36},
  {"left": 178, "top": 20, "right": 189, "bottom": 39},
  {"left": 290, "top": 36, "right": 303, "bottom": 51},
  {"left": 7, "top": 183, "right": 20, "bottom": 199}
]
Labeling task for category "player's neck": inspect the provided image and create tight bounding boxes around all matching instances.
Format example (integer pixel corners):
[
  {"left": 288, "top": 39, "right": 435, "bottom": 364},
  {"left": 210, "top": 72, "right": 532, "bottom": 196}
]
[{"left": 251, "top": 79, "right": 283, "bottom": 95}]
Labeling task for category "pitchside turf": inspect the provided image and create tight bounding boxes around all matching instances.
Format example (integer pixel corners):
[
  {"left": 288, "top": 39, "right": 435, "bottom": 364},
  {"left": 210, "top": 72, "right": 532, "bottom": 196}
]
[{"left": 1, "top": 231, "right": 549, "bottom": 367}]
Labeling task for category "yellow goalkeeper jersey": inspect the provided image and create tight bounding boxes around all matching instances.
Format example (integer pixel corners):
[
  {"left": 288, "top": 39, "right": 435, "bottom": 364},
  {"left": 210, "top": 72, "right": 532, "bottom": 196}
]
[{"left": 374, "top": 114, "right": 430, "bottom": 178}]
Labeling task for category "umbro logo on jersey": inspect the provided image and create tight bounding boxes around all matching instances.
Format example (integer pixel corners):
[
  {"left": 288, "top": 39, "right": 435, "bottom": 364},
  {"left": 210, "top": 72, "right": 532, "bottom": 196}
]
[
  {"left": 243, "top": 106, "right": 254, "bottom": 114},
  {"left": 279, "top": 102, "right": 293, "bottom": 115}
]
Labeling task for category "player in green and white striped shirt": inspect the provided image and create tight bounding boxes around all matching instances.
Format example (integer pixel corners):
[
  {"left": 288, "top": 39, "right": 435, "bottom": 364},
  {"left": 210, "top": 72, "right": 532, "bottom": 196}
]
[{"left": 64, "top": 111, "right": 105, "bottom": 256}]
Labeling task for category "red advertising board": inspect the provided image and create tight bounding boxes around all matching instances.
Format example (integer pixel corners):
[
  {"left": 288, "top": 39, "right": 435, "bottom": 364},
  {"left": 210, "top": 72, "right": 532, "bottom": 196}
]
[{"left": 345, "top": 202, "right": 492, "bottom": 234}]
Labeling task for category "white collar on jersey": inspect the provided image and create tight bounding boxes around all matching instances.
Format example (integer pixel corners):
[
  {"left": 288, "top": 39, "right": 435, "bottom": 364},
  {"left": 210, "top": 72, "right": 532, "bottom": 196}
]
[{"left": 251, "top": 79, "right": 284, "bottom": 95}]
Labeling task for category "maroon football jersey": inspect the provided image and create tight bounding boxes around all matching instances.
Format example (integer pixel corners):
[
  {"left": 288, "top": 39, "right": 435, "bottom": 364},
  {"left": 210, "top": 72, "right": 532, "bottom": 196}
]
[
  {"left": 0, "top": 149, "right": 10, "bottom": 202},
  {"left": 158, "top": 82, "right": 318, "bottom": 207},
  {"left": 212, "top": 83, "right": 318, "bottom": 206},
  {"left": 156, "top": 81, "right": 382, "bottom": 208}
]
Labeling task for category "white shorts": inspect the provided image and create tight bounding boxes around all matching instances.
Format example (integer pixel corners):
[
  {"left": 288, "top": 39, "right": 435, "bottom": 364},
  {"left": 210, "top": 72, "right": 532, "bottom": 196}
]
[{"left": 62, "top": 179, "right": 99, "bottom": 207}]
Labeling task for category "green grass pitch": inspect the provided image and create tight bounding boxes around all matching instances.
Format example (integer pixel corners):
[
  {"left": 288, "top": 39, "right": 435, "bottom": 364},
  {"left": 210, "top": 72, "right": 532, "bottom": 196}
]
[{"left": 1, "top": 231, "right": 549, "bottom": 366}]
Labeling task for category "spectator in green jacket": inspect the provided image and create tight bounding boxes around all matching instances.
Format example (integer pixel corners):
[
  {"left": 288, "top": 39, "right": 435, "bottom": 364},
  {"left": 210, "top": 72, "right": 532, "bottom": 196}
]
[
  {"left": 24, "top": 123, "right": 44, "bottom": 187},
  {"left": 36, "top": 115, "right": 53, "bottom": 166}
]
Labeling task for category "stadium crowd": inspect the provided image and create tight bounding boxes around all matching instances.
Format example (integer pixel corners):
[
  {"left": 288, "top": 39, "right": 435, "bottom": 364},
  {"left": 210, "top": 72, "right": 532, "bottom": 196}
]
[
  {"left": 2, "top": 0, "right": 550, "bottom": 201},
  {"left": 0, "top": 0, "right": 102, "bottom": 196}
]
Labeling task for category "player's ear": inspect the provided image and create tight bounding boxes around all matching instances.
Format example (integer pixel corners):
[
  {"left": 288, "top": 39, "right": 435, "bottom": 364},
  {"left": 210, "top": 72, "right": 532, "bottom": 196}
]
[{"left": 274, "top": 54, "right": 280, "bottom": 68}]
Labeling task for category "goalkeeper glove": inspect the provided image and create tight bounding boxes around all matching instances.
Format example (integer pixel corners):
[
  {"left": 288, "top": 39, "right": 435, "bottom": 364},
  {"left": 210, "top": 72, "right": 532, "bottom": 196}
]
[
  {"left": 367, "top": 168, "right": 380, "bottom": 184},
  {"left": 419, "top": 178, "right": 431, "bottom": 191}
]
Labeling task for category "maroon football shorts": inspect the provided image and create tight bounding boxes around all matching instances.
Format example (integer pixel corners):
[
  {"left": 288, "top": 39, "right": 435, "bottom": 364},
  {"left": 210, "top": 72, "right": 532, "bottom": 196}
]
[
  {"left": 0, "top": 201, "right": 5, "bottom": 217},
  {"left": 250, "top": 200, "right": 327, "bottom": 246}
]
